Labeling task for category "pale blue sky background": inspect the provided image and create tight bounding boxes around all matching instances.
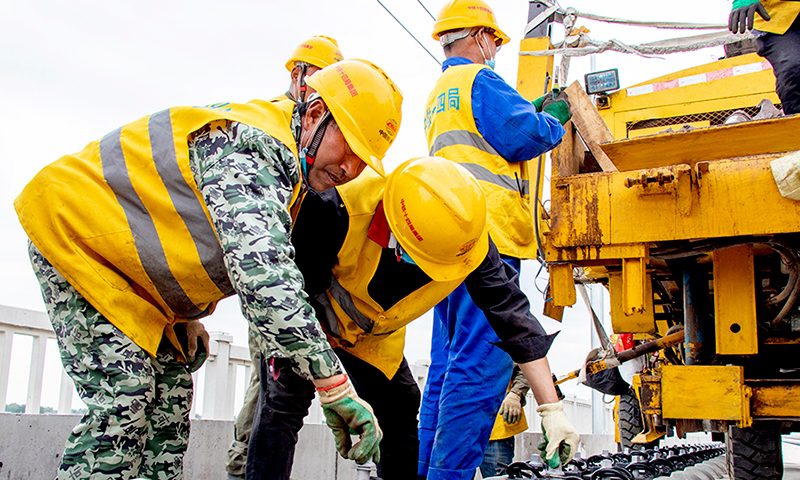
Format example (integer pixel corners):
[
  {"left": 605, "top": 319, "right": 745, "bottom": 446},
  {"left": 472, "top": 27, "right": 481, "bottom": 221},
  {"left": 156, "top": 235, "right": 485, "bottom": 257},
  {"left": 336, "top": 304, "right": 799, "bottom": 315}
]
[{"left": 1, "top": 0, "right": 737, "bottom": 409}]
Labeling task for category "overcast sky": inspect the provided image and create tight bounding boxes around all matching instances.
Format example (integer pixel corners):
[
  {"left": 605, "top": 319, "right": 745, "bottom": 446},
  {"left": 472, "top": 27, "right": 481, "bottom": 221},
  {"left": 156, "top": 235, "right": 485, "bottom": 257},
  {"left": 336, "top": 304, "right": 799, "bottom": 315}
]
[{"left": 1, "top": 0, "right": 737, "bottom": 407}]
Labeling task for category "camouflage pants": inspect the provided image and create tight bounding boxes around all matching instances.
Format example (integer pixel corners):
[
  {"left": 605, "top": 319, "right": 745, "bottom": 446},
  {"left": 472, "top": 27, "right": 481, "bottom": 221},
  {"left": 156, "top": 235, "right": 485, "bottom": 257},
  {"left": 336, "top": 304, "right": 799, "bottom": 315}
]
[{"left": 29, "top": 241, "right": 194, "bottom": 480}]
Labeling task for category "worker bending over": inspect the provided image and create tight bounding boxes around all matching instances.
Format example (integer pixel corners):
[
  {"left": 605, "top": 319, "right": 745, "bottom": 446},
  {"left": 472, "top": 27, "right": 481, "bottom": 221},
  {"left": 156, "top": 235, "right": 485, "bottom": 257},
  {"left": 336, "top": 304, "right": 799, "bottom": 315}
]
[
  {"left": 15, "top": 59, "right": 402, "bottom": 480},
  {"left": 245, "top": 157, "right": 578, "bottom": 480},
  {"left": 225, "top": 34, "right": 345, "bottom": 480},
  {"left": 421, "top": 1, "right": 572, "bottom": 477}
]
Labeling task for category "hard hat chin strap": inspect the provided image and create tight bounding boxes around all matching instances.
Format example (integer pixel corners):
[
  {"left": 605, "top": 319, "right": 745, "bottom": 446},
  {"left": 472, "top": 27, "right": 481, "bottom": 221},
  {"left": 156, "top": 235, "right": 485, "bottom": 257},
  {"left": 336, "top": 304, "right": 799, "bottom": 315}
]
[
  {"left": 298, "top": 63, "right": 308, "bottom": 103},
  {"left": 304, "top": 110, "right": 332, "bottom": 166}
]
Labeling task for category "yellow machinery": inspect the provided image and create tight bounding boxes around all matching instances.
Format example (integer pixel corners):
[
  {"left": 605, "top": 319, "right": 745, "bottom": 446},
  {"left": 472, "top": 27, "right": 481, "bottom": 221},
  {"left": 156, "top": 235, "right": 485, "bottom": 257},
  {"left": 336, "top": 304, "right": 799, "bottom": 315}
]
[{"left": 517, "top": 5, "right": 800, "bottom": 479}]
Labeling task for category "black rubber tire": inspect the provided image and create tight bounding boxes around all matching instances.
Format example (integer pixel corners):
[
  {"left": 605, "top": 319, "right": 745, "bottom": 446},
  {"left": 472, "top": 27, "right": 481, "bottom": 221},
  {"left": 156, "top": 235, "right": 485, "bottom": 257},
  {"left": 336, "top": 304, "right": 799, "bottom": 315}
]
[
  {"left": 617, "top": 389, "right": 658, "bottom": 451},
  {"left": 726, "top": 422, "right": 783, "bottom": 479}
]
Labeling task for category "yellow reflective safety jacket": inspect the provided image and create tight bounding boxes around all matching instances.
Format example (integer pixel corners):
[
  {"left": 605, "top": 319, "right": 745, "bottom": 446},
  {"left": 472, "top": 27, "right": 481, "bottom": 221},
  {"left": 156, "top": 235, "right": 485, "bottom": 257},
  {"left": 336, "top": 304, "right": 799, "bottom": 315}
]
[
  {"left": 319, "top": 169, "right": 465, "bottom": 378},
  {"left": 425, "top": 63, "right": 537, "bottom": 260},
  {"left": 15, "top": 100, "right": 299, "bottom": 357},
  {"left": 756, "top": 0, "right": 800, "bottom": 34}
]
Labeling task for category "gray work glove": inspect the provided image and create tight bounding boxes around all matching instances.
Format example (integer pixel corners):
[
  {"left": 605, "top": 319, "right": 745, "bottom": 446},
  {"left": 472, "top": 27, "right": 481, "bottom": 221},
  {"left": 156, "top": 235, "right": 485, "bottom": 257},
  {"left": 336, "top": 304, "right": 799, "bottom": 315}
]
[
  {"left": 729, "top": 0, "right": 771, "bottom": 34},
  {"left": 498, "top": 391, "right": 523, "bottom": 424}
]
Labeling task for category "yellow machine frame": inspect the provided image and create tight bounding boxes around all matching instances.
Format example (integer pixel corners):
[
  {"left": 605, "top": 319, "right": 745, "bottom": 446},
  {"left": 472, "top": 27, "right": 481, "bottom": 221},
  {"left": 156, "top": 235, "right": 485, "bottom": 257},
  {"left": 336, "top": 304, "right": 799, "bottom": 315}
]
[{"left": 516, "top": 39, "right": 800, "bottom": 437}]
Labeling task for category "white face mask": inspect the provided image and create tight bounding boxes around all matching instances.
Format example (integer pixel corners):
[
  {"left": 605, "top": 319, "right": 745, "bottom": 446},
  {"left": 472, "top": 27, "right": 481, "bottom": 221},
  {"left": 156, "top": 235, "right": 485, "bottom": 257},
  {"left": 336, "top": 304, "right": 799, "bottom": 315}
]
[{"left": 475, "top": 30, "right": 496, "bottom": 70}]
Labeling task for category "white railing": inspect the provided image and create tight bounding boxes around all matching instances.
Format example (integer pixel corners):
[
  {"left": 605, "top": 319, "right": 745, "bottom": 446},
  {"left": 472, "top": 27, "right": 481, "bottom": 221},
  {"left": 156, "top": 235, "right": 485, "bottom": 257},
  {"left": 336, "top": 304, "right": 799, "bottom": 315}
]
[
  {"left": 1, "top": 304, "right": 613, "bottom": 434},
  {"left": 0, "top": 305, "right": 62, "bottom": 414},
  {"left": 0, "top": 304, "right": 252, "bottom": 420}
]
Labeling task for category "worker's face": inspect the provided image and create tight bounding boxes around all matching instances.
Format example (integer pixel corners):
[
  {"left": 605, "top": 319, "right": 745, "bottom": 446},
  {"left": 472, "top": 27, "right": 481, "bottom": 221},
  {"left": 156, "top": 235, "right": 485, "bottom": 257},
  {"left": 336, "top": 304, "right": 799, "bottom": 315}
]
[
  {"left": 300, "top": 100, "right": 366, "bottom": 192},
  {"left": 472, "top": 27, "right": 500, "bottom": 63},
  {"left": 290, "top": 64, "right": 321, "bottom": 102}
]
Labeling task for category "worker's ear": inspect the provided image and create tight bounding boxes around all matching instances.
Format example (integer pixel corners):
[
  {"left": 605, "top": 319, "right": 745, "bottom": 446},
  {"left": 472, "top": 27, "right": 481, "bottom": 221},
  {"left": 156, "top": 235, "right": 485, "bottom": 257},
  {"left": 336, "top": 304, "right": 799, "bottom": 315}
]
[
  {"left": 301, "top": 98, "right": 328, "bottom": 131},
  {"left": 291, "top": 65, "right": 302, "bottom": 84}
]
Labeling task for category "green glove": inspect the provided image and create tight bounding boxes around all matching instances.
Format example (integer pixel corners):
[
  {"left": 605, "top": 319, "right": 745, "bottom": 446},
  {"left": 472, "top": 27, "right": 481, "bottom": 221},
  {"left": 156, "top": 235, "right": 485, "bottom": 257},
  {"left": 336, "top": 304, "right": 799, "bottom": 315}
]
[
  {"left": 536, "top": 402, "right": 579, "bottom": 468},
  {"left": 532, "top": 94, "right": 545, "bottom": 113},
  {"left": 318, "top": 376, "right": 382, "bottom": 464},
  {"left": 729, "top": 0, "right": 771, "bottom": 34},
  {"left": 539, "top": 89, "right": 572, "bottom": 126}
]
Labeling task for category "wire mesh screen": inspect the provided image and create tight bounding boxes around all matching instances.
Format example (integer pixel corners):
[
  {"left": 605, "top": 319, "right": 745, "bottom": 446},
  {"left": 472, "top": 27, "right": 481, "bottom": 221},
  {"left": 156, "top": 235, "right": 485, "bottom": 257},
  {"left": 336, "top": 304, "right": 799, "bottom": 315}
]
[{"left": 626, "top": 104, "right": 781, "bottom": 136}]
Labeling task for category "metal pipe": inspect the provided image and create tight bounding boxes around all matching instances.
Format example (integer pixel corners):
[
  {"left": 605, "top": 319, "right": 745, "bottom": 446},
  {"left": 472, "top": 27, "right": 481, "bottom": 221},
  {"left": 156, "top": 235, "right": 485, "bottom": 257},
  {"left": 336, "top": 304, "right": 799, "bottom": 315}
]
[
  {"left": 555, "top": 331, "right": 685, "bottom": 384},
  {"left": 683, "top": 266, "right": 713, "bottom": 365}
]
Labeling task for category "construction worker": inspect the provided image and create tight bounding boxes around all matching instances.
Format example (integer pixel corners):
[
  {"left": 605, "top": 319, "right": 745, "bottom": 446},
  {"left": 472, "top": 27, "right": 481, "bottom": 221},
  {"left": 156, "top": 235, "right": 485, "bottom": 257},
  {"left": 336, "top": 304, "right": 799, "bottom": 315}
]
[
  {"left": 421, "top": 1, "right": 574, "bottom": 477},
  {"left": 14, "top": 58, "right": 402, "bottom": 480},
  {"left": 225, "top": 35, "right": 345, "bottom": 480},
  {"left": 729, "top": 0, "right": 800, "bottom": 114},
  {"left": 274, "top": 35, "right": 344, "bottom": 104},
  {"left": 480, "top": 366, "right": 530, "bottom": 478},
  {"left": 246, "top": 157, "right": 578, "bottom": 480}
]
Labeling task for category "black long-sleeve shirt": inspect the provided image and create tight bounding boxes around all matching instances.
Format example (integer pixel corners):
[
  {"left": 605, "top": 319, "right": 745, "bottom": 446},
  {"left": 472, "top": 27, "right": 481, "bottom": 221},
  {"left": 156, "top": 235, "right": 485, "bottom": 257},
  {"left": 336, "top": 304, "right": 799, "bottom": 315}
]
[{"left": 291, "top": 188, "right": 556, "bottom": 364}]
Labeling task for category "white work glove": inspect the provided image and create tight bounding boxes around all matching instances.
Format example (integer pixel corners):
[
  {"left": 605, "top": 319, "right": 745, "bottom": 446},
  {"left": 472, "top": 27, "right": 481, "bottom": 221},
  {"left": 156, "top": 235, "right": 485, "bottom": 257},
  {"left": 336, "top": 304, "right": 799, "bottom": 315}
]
[
  {"left": 536, "top": 402, "right": 580, "bottom": 468},
  {"left": 317, "top": 375, "right": 382, "bottom": 464},
  {"left": 498, "top": 392, "right": 523, "bottom": 424}
]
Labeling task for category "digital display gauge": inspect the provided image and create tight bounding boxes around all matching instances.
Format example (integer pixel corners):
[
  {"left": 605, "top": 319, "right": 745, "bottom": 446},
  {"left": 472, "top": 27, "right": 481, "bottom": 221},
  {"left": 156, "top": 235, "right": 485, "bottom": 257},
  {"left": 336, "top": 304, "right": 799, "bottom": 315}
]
[{"left": 584, "top": 69, "right": 620, "bottom": 95}]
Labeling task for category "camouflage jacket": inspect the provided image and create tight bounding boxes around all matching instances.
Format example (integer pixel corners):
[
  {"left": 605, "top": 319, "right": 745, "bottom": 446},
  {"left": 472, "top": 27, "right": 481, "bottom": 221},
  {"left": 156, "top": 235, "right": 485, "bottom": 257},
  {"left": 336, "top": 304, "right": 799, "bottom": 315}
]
[{"left": 187, "top": 110, "right": 343, "bottom": 380}]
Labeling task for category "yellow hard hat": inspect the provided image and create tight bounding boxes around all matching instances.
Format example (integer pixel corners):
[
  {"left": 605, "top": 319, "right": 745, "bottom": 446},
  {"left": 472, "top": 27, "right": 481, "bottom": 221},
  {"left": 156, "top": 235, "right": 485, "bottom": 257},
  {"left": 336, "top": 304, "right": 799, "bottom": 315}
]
[
  {"left": 285, "top": 36, "right": 344, "bottom": 72},
  {"left": 305, "top": 59, "right": 403, "bottom": 177},
  {"left": 432, "top": 0, "right": 510, "bottom": 45},
  {"left": 384, "top": 156, "right": 489, "bottom": 282}
]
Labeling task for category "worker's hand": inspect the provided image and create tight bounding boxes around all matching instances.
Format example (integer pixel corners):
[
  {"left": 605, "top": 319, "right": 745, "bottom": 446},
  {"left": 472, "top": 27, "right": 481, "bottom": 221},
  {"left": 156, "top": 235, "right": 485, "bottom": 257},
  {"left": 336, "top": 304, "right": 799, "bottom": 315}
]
[
  {"left": 184, "top": 321, "right": 209, "bottom": 359},
  {"left": 181, "top": 321, "right": 209, "bottom": 372},
  {"left": 498, "top": 392, "right": 523, "bottom": 424},
  {"left": 536, "top": 402, "right": 579, "bottom": 468},
  {"left": 317, "top": 375, "right": 382, "bottom": 465},
  {"left": 541, "top": 89, "right": 572, "bottom": 126},
  {"left": 729, "top": 0, "right": 771, "bottom": 34}
]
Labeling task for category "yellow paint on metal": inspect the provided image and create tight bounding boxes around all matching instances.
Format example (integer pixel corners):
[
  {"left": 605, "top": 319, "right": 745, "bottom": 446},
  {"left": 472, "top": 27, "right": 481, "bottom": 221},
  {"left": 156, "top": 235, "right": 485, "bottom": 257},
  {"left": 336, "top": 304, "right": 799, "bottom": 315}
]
[
  {"left": 662, "top": 365, "right": 752, "bottom": 426},
  {"left": 601, "top": 116, "right": 800, "bottom": 172},
  {"left": 639, "top": 374, "right": 662, "bottom": 415},
  {"left": 549, "top": 263, "right": 576, "bottom": 307},
  {"left": 713, "top": 245, "right": 758, "bottom": 355},
  {"left": 550, "top": 173, "right": 611, "bottom": 247},
  {"left": 516, "top": 37, "right": 554, "bottom": 102},
  {"left": 550, "top": 154, "right": 800, "bottom": 248},
  {"left": 633, "top": 429, "right": 668, "bottom": 445},
  {"left": 598, "top": 53, "right": 778, "bottom": 139},
  {"left": 630, "top": 374, "right": 668, "bottom": 444},
  {"left": 609, "top": 272, "right": 655, "bottom": 333},
  {"left": 623, "top": 257, "right": 646, "bottom": 315},
  {"left": 751, "top": 384, "right": 800, "bottom": 417},
  {"left": 543, "top": 242, "right": 646, "bottom": 264},
  {"left": 764, "top": 337, "right": 800, "bottom": 345},
  {"left": 609, "top": 93, "right": 781, "bottom": 141},
  {"left": 543, "top": 300, "right": 565, "bottom": 322}
]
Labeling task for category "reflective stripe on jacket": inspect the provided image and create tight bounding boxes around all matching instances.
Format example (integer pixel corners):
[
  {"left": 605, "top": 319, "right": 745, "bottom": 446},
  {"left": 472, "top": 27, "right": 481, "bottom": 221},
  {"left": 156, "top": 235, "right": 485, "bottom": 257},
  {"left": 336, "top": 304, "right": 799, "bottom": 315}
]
[
  {"left": 756, "top": 0, "right": 800, "bottom": 34},
  {"left": 15, "top": 100, "right": 299, "bottom": 356},
  {"left": 425, "top": 63, "right": 537, "bottom": 259},
  {"left": 318, "top": 169, "right": 465, "bottom": 378}
]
